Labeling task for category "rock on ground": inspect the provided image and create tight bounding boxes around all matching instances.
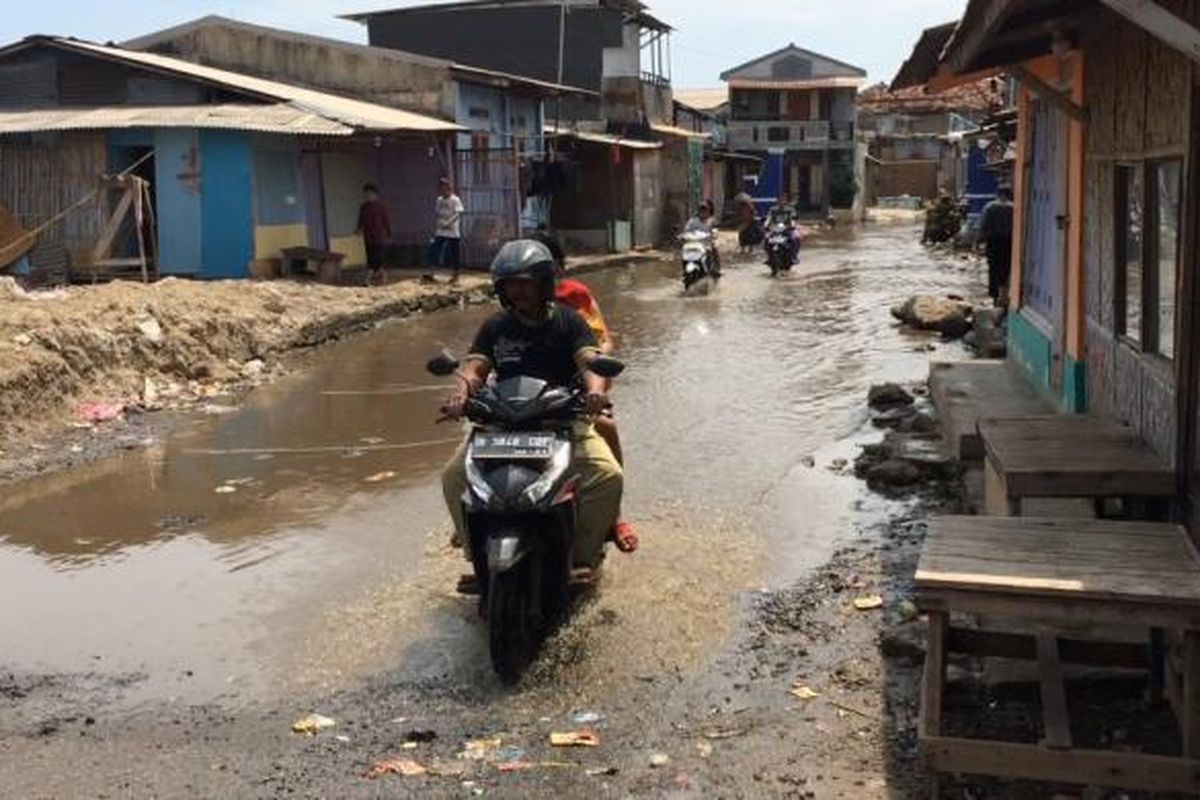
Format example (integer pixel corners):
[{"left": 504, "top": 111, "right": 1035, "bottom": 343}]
[
  {"left": 868, "top": 383, "right": 915, "bottom": 410},
  {"left": 891, "top": 295, "right": 974, "bottom": 339}
]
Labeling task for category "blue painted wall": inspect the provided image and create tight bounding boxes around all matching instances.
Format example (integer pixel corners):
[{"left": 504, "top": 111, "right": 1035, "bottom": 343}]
[
  {"left": 199, "top": 130, "right": 254, "bottom": 278},
  {"left": 153, "top": 129, "right": 202, "bottom": 275}
]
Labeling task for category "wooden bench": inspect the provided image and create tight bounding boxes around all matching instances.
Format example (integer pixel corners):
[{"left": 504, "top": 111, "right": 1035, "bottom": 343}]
[
  {"left": 281, "top": 246, "right": 345, "bottom": 284},
  {"left": 979, "top": 416, "right": 1175, "bottom": 516},
  {"left": 916, "top": 515, "right": 1200, "bottom": 794}
]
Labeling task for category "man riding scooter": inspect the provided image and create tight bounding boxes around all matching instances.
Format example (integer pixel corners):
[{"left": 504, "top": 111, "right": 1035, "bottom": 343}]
[{"left": 441, "top": 240, "right": 624, "bottom": 576}]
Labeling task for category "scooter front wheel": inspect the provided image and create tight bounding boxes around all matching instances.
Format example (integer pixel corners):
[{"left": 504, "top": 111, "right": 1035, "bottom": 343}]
[{"left": 487, "top": 561, "right": 537, "bottom": 684}]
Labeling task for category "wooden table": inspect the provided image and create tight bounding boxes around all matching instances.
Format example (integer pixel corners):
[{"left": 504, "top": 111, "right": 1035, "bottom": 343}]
[
  {"left": 916, "top": 515, "right": 1200, "bottom": 794},
  {"left": 979, "top": 416, "right": 1175, "bottom": 515}
]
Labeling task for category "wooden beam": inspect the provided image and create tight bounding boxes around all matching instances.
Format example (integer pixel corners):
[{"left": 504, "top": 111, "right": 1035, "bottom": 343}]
[
  {"left": 1010, "top": 63, "right": 1088, "bottom": 125},
  {"left": 89, "top": 188, "right": 134, "bottom": 265},
  {"left": 923, "top": 736, "right": 1200, "bottom": 793},
  {"left": 1099, "top": 0, "right": 1200, "bottom": 65},
  {"left": 946, "top": 0, "right": 1023, "bottom": 75},
  {"left": 1037, "top": 635, "right": 1073, "bottom": 750}
]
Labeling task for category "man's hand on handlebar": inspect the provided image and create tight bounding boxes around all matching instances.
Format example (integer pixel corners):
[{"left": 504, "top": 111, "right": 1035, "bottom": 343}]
[{"left": 584, "top": 390, "right": 608, "bottom": 416}]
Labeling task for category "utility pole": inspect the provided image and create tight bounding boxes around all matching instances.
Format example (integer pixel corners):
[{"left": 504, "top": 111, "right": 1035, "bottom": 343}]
[{"left": 555, "top": 0, "right": 567, "bottom": 131}]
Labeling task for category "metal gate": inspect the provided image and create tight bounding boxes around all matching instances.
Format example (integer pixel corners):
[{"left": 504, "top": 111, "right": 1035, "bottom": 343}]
[{"left": 455, "top": 148, "right": 520, "bottom": 268}]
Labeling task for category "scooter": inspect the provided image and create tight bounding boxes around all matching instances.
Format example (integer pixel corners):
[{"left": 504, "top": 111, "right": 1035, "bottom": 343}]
[
  {"left": 428, "top": 351, "right": 625, "bottom": 684},
  {"left": 680, "top": 229, "right": 720, "bottom": 291},
  {"left": 764, "top": 215, "right": 797, "bottom": 278}
]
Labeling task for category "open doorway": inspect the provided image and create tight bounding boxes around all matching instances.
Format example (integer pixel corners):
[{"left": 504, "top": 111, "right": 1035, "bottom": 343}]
[{"left": 107, "top": 145, "right": 158, "bottom": 269}]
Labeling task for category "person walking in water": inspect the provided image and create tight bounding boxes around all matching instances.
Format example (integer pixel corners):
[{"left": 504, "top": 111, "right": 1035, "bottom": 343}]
[
  {"left": 356, "top": 183, "right": 392, "bottom": 286},
  {"left": 431, "top": 178, "right": 465, "bottom": 283},
  {"left": 979, "top": 187, "right": 1014, "bottom": 307}
]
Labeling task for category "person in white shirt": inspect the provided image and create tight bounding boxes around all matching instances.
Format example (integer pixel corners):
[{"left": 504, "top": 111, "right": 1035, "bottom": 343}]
[{"left": 432, "top": 178, "right": 465, "bottom": 282}]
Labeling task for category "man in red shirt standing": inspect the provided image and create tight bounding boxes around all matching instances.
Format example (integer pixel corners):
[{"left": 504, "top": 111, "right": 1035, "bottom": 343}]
[{"left": 356, "top": 183, "right": 392, "bottom": 286}]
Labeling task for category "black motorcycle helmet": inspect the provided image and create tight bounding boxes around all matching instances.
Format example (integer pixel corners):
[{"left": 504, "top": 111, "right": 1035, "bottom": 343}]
[{"left": 490, "top": 239, "right": 557, "bottom": 308}]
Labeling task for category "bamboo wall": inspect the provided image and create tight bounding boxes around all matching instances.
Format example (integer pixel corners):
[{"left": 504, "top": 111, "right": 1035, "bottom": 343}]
[
  {"left": 0, "top": 132, "right": 107, "bottom": 266},
  {"left": 1082, "top": 7, "right": 1193, "bottom": 462}
]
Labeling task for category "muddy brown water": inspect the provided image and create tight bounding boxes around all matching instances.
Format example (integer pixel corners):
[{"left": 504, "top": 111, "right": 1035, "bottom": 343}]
[{"left": 0, "top": 224, "right": 984, "bottom": 711}]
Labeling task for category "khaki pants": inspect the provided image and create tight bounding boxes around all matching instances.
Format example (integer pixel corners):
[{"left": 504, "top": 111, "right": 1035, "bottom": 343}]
[{"left": 442, "top": 424, "right": 623, "bottom": 568}]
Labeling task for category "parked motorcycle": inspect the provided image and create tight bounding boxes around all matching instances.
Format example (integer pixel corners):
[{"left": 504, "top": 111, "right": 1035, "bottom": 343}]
[
  {"left": 764, "top": 214, "right": 797, "bottom": 277},
  {"left": 680, "top": 228, "right": 720, "bottom": 291},
  {"left": 428, "top": 351, "right": 625, "bottom": 683}
]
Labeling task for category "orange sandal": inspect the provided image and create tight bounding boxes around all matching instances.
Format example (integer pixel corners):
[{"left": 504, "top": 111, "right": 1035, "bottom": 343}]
[{"left": 611, "top": 521, "right": 639, "bottom": 553}]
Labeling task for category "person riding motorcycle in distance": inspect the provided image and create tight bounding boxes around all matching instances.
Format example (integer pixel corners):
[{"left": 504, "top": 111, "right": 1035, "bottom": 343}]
[
  {"left": 441, "top": 240, "right": 624, "bottom": 570},
  {"left": 532, "top": 228, "right": 638, "bottom": 552},
  {"left": 683, "top": 199, "right": 721, "bottom": 274}
]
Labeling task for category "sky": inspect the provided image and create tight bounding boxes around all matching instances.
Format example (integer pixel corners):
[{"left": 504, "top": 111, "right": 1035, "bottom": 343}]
[{"left": 0, "top": 0, "right": 968, "bottom": 88}]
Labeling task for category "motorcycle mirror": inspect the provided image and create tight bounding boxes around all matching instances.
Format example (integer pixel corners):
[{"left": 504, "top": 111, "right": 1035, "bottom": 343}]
[
  {"left": 588, "top": 355, "right": 625, "bottom": 379},
  {"left": 426, "top": 350, "right": 460, "bottom": 377}
]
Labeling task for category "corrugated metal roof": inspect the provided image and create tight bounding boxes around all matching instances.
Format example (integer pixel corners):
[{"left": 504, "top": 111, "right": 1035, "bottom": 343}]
[
  {"left": 545, "top": 125, "right": 662, "bottom": 150},
  {"left": 673, "top": 88, "right": 728, "bottom": 112},
  {"left": 0, "top": 105, "right": 353, "bottom": 135},
  {"left": 650, "top": 123, "right": 711, "bottom": 140},
  {"left": 50, "top": 38, "right": 462, "bottom": 133},
  {"left": 727, "top": 77, "right": 867, "bottom": 90}
]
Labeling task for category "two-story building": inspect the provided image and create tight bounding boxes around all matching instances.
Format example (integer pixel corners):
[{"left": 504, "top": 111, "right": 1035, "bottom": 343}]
[
  {"left": 720, "top": 44, "right": 866, "bottom": 216},
  {"left": 342, "top": 0, "right": 696, "bottom": 249}
]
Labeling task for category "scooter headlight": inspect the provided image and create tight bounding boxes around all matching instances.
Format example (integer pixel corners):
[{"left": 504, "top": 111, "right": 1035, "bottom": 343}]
[
  {"left": 520, "top": 441, "right": 571, "bottom": 507},
  {"left": 465, "top": 457, "right": 495, "bottom": 505},
  {"left": 682, "top": 243, "right": 706, "bottom": 261}
]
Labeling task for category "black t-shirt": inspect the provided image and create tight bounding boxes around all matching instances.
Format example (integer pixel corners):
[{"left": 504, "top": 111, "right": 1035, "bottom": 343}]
[{"left": 469, "top": 306, "right": 597, "bottom": 385}]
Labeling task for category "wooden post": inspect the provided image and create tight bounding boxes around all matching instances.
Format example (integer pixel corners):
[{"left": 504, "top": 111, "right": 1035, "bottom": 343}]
[
  {"left": 133, "top": 177, "right": 148, "bottom": 283},
  {"left": 1184, "top": 630, "right": 1200, "bottom": 758},
  {"left": 920, "top": 611, "right": 949, "bottom": 740}
]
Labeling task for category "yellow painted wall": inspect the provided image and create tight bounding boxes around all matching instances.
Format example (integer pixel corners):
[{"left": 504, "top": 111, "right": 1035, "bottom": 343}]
[
  {"left": 254, "top": 223, "right": 309, "bottom": 260},
  {"left": 330, "top": 235, "right": 367, "bottom": 268}
]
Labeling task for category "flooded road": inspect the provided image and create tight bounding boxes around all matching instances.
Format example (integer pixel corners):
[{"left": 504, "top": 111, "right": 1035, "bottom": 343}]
[{"left": 0, "top": 223, "right": 984, "bottom": 717}]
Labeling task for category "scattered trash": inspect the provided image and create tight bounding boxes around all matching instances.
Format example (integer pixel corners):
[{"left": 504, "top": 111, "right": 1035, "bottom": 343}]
[
  {"left": 364, "top": 471, "right": 398, "bottom": 483},
  {"left": 459, "top": 737, "right": 503, "bottom": 761},
  {"left": 649, "top": 753, "right": 671, "bottom": 768},
  {"left": 853, "top": 595, "right": 884, "bottom": 611},
  {"left": 791, "top": 685, "right": 820, "bottom": 701},
  {"left": 79, "top": 402, "right": 124, "bottom": 424},
  {"left": 495, "top": 746, "right": 526, "bottom": 762},
  {"left": 898, "top": 599, "right": 920, "bottom": 621},
  {"left": 241, "top": 359, "right": 266, "bottom": 378},
  {"left": 365, "top": 757, "right": 427, "bottom": 779},
  {"left": 497, "top": 761, "right": 574, "bottom": 773},
  {"left": 361, "top": 436, "right": 386, "bottom": 445},
  {"left": 291, "top": 713, "right": 336, "bottom": 735},
  {"left": 571, "top": 711, "right": 604, "bottom": 725},
  {"left": 550, "top": 730, "right": 600, "bottom": 748},
  {"left": 142, "top": 377, "right": 160, "bottom": 408},
  {"left": 214, "top": 486, "right": 237, "bottom": 495},
  {"left": 702, "top": 728, "right": 747, "bottom": 740},
  {"left": 136, "top": 316, "right": 163, "bottom": 344},
  {"left": 200, "top": 403, "right": 238, "bottom": 416},
  {"left": 696, "top": 741, "right": 713, "bottom": 759},
  {"left": 402, "top": 742, "right": 419, "bottom": 750},
  {"left": 429, "top": 762, "right": 466, "bottom": 778},
  {"left": 828, "top": 700, "right": 879, "bottom": 721},
  {"left": 586, "top": 766, "right": 620, "bottom": 777},
  {"left": 335, "top": 735, "right": 351, "bottom": 744},
  {"left": 69, "top": 444, "right": 83, "bottom": 454},
  {"left": 12, "top": 333, "right": 31, "bottom": 346}
]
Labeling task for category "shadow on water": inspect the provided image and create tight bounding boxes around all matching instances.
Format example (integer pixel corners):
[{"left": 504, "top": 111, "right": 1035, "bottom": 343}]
[{"left": 0, "top": 222, "right": 986, "bottom": 710}]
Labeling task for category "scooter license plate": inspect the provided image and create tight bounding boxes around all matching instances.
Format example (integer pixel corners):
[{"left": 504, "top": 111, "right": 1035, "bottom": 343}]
[{"left": 473, "top": 432, "right": 557, "bottom": 460}]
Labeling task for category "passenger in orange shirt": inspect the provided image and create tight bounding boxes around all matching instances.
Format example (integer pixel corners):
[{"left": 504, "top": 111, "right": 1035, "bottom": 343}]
[{"left": 533, "top": 229, "right": 638, "bottom": 554}]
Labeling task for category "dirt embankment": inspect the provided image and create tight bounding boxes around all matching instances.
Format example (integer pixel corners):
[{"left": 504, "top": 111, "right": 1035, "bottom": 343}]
[{"left": 0, "top": 276, "right": 488, "bottom": 480}]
